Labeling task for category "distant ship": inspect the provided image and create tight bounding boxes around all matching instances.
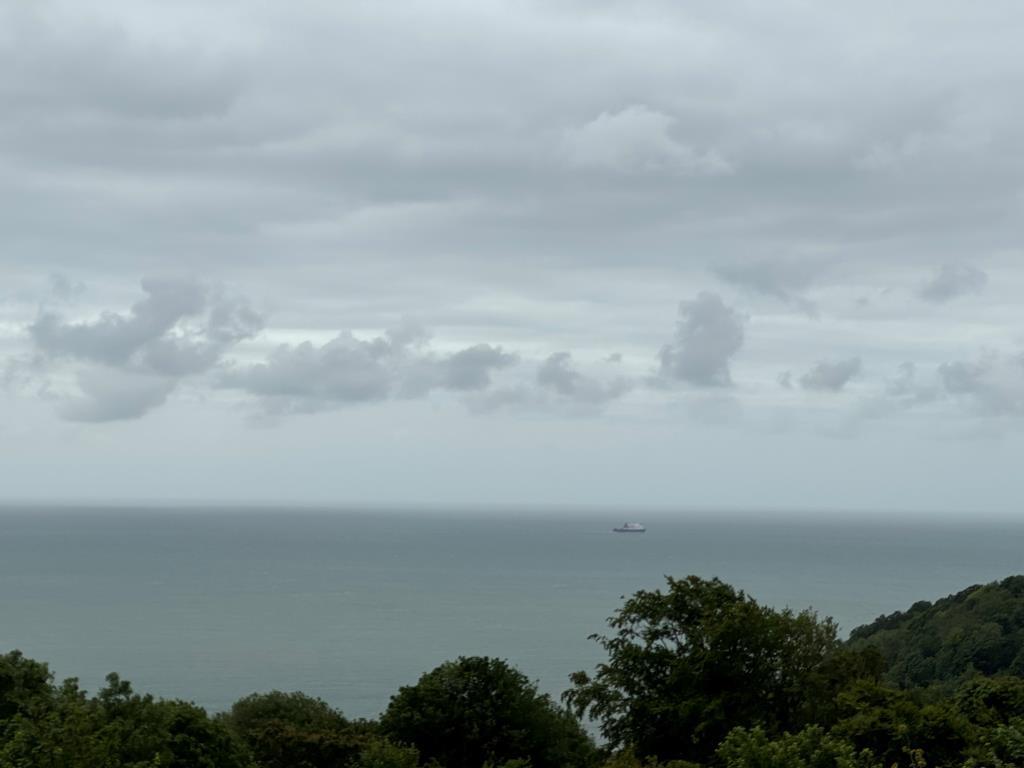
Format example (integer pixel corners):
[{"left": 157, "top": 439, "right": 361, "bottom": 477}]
[{"left": 613, "top": 522, "right": 646, "bottom": 533}]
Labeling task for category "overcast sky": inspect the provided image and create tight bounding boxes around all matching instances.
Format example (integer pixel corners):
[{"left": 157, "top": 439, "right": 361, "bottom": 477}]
[{"left": 2, "top": 0, "right": 1023, "bottom": 514}]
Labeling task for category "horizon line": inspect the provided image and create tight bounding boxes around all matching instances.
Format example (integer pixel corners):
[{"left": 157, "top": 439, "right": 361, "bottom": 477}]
[{"left": 0, "top": 498, "right": 1019, "bottom": 522}]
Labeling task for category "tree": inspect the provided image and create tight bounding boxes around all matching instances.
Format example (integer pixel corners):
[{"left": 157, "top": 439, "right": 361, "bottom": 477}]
[
  {"left": 716, "top": 725, "right": 882, "bottom": 768},
  {"left": 954, "top": 675, "right": 1024, "bottom": 728},
  {"left": 0, "top": 677, "right": 111, "bottom": 768},
  {"left": 564, "top": 576, "right": 848, "bottom": 763},
  {"left": 0, "top": 650, "right": 52, "bottom": 722},
  {"left": 222, "top": 690, "right": 373, "bottom": 768},
  {"left": 848, "top": 576, "right": 1024, "bottom": 688},
  {"left": 380, "top": 656, "right": 596, "bottom": 768},
  {"left": 965, "top": 719, "right": 1024, "bottom": 768},
  {"left": 0, "top": 672, "right": 249, "bottom": 768},
  {"left": 353, "top": 737, "right": 420, "bottom": 768},
  {"left": 830, "top": 679, "right": 972, "bottom": 768}
]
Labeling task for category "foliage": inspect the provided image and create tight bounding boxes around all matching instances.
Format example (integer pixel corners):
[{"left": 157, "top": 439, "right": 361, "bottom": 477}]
[
  {"left": 829, "top": 679, "right": 972, "bottom": 767},
  {"left": 381, "top": 656, "right": 596, "bottom": 768},
  {"left": 0, "top": 672, "right": 248, "bottom": 768},
  {"left": 849, "top": 576, "right": 1024, "bottom": 687},
  {"left": 563, "top": 576, "right": 857, "bottom": 763},
  {"left": 222, "top": 690, "right": 372, "bottom": 768},
  {"left": 716, "top": 725, "right": 882, "bottom": 768},
  {"left": 592, "top": 749, "right": 701, "bottom": 768},
  {"left": 352, "top": 737, "right": 420, "bottom": 768},
  {"left": 964, "top": 718, "right": 1024, "bottom": 767},
  {"left": 10, "top": 574, "right": 1024, "bottom": 767},
  {"left": 954, "top": 675, "right": 1024, "bottom": 728},
  {"left": 0, "top": 650, "right": 52, "bottom": 722}
]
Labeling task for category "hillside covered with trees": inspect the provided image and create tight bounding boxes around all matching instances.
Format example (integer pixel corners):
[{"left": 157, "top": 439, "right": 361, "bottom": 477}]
[
  {"left": 6, "top": 576, "right": 1024, "bottom": 767},
  {"left": 849, "top": 575, "right": 1024, "bottom": 688}
]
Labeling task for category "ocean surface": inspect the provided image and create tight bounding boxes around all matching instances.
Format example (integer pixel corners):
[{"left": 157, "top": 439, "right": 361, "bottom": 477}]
[{"left": 2, "top": 507, "right": 1023, "bottom": 718}]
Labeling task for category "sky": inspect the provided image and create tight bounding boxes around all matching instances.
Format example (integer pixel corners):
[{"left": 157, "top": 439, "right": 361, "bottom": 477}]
[{"left": 2, "top": 0, "right": 1024, "bottom": 514}]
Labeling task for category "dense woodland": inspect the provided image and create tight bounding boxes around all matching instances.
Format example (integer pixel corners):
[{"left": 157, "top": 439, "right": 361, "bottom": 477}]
[{"left": 6, "top": 576, "right": 1024, "bottom": 767}]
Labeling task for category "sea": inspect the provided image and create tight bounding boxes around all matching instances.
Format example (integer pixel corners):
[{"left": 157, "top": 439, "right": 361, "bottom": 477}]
[{"left": 1, "top": 506, "right": 1022, "bottom": 719}]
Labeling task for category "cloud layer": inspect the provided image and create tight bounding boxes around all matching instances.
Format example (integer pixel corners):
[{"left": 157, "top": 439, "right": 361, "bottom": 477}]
[
  {"left": 3, "top": 2, "right": 1024, "bottom": 510},
  {"left": 14, "top": 275, "right": 1020, "bottom": 432}
]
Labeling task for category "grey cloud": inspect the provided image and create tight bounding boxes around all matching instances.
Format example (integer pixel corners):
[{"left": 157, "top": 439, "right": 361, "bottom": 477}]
[
  {"left": 141, "top": 335, "right": 239, "bottom": 378},
  {"left": 3, "top": 6, "right": 241, "bottom": 123},
  {"left": 462, "top": 353, "right": 632, "bottom": 414},
  {"left": 59, "top": 369, "right": 175, "bottom": 423},
  {"left": 938, "top": 359, "right": 989, "bottom": 395},
  {"left": 205, "top": 296, "right": 268, "bottom": 347},
  {"left": 30, "top": 278, "right": 207, "bottom": 366},
  {"left": 439, "top": 344, "right": 517, "bottom": 391},
  {"left": 219, "top": 333, "right": 395, "bottom": 410},
  {"left": 48, "top": 273, "right": 85, "bottom": 301},
  {"left": 885, "top": 362, "right": 938, "bottom": 406},
  {"left": 385, "top": 319, "right": 431, "bottom": 350},
  {"left": 659, "top": 292, "right": 745, "bottom": 387},
  {"left": 3, "top": 1, "right": 1023, "bottom": 288},
  {"left": 799, "top": 357, "right": 862, "bottom": 392},
  {"left": 2, "top": 352, "right": 48, "bottom": 395},
  {"left": 219, "top": 328, "right": 518, "bottom": 414},
  {"left": 858, "top": 362, "right": 936, "bottom": 420},
  {"left": 862, "top": 358, "right": 1024, "bottom": 421},
  {"left": 936, "top": 356, "right": 1024, "bottom": 416},
  {"left": 3, "top": 1, "right": 1024, "bottom": 508},
  {"left": 30, "top": 278, "right": 263, "bottom": 377},
  {"left": 400, "top": 342, "right": 518, "bottom": 397},
  {"left": 26, "top": 278, "right": 263, "bottom": 421},
  {"left": 536, "top": 352, "right": 631, "bottom": 404},
  {"left": 919, "top": 264, "right": 987, "bottom": 303},
  {"left": 142, "top": 297, "right": 266, "bottom": 377},
  {"left": 714, "top": 258, "right": 820, "bottom": 315},
  {"left": 564, "top": 105, "right": 732, "bottom": 175}
]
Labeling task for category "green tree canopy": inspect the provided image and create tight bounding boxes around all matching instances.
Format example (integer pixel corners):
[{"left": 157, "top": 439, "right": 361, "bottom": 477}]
[
  {"left": 830, "top": 679, "right": 972, "bottom": 768},
  {"left": 954, "top": 675, "right": 1024, "bottom": 728},
  {"left": 222, "top": 690, "right": 373, "bottom": 768},
  {"left": 564, "top": 576, "right": 860, "bottom": 763},
  {"left": 380, "top": 656, "right": 596, "bottom": 768},
  {"left": 716, "top": 725, "right": 882, "bottom": 768},
  {"left": 1, "top": 671, "right": 249, "bottom": 768},
  {"left": 849, "top": 576, "right": 1024, "bottom": 688},
  {"left": 0, "top": 650, "right": 52, "bottom": 722}
]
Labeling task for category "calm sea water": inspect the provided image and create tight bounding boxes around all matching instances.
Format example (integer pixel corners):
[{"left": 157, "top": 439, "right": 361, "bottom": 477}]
[{"left": 1, "top": 507, "right": 1023, "bottom": 718}]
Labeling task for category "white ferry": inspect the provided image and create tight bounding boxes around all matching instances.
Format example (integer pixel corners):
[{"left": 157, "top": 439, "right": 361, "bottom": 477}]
[{"left": 613, "top": 522, "right": 646, "bottom": 533}]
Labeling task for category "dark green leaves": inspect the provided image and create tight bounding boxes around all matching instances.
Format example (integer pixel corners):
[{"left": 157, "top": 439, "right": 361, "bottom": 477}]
[{"left": 381, "top": 656, "right": 596, "bottom": 768}]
